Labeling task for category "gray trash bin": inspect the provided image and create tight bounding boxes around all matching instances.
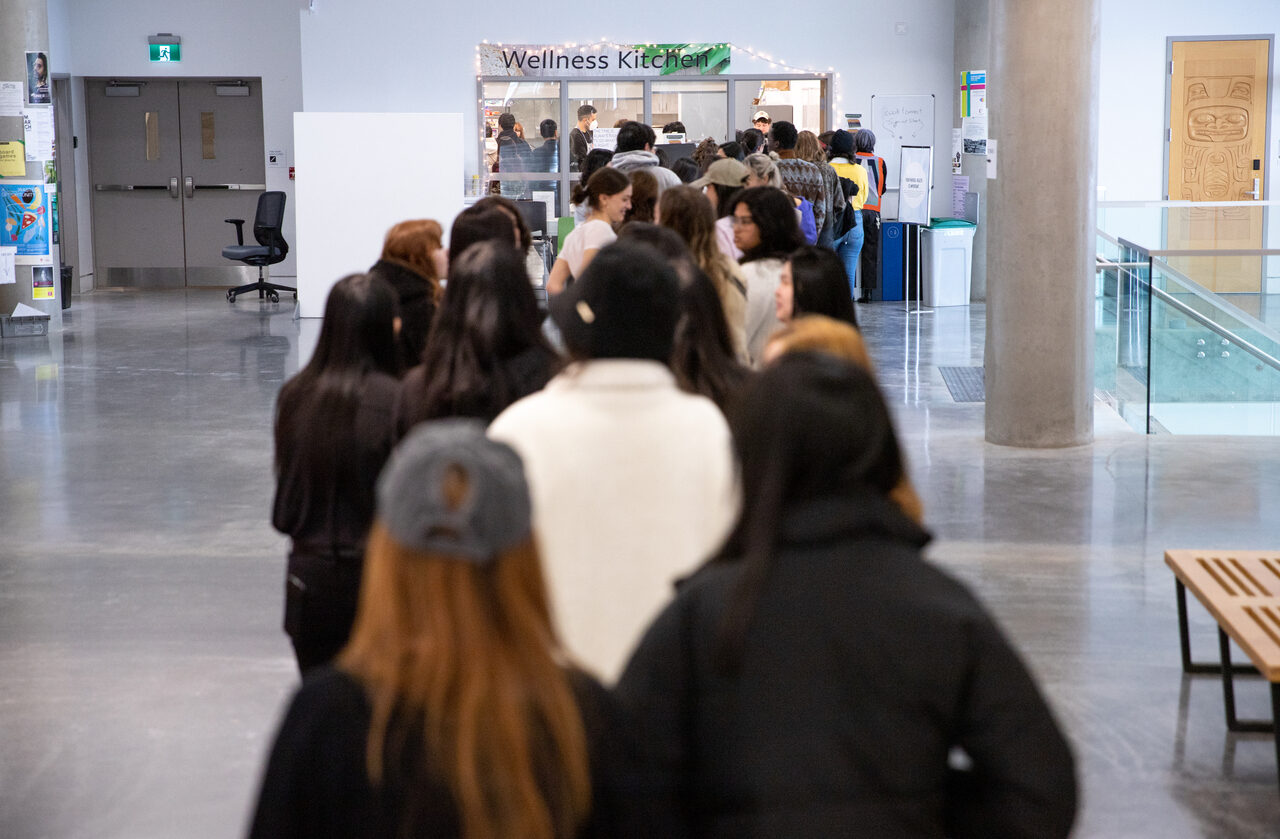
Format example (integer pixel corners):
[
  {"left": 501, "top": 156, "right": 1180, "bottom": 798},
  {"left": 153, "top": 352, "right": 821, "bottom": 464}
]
[{"left": 921, "top": 218, "right": 976, "bottom": 307}]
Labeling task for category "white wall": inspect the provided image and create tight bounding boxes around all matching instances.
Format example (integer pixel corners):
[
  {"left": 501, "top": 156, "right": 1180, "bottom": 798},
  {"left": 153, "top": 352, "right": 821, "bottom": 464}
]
[
  {"left": 294, "top": 112, "right": 464, "bottom": 317},
  {"left": 48, "top": 0, "right": 304, "bottom": 282},
  {"left": 299, "top": 0, "right": 960, "bottom": 213},
  {"left": 1098, "top": 1, "right": 1280, "bottom": 287}
]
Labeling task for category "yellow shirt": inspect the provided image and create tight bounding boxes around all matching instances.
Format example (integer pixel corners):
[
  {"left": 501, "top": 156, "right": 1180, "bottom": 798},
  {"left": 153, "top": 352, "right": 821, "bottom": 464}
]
[{"left": 830, "top": 160, "right": 869, "bottom": 213}]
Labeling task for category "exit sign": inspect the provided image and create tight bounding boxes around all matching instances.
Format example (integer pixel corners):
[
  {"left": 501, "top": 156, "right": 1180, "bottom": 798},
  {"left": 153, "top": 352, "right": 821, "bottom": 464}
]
[{"left": 149, "top": 43, "right": 181, "bottom": 62}]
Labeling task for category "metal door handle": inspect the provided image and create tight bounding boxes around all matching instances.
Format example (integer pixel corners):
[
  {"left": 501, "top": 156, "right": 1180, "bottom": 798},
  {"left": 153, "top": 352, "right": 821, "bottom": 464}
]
[
  {"left": 184, "top": 176, "right": 194, "bottom": 198},
  {"left": 1245, "top": 178, "right": 1261, "bottom": 199},
  {"left": 94, "top": 183, "right": 173, "bottom": 192},
  {"left": 191, "top": 183, "right": 267, "bottom": 191}
]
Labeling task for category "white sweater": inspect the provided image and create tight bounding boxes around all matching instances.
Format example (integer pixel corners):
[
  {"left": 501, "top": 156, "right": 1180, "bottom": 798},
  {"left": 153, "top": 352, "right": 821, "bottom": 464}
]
[{"left": 489, "top": 360, "right": 737, "bottom": 681}]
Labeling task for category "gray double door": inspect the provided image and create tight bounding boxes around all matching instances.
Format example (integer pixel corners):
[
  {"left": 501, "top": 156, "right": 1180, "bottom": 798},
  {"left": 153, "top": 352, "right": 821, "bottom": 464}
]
[{"left": 87, "top": 78, "right": 265, "bottom": 288}]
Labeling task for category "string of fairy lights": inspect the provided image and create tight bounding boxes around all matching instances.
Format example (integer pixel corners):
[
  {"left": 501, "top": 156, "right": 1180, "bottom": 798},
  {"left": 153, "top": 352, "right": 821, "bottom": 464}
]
[{"left": 473, "top": 39, "right": 843, "bottom": 128}]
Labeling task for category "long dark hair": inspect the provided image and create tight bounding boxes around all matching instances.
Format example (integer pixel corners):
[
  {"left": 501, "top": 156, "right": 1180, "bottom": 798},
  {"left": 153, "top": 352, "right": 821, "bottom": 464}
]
[
  {"left": 617, "top": 223, "right": 750, "bottom": 411},
  {"left": 274, "top": 273, "right": 401, "bottom": 533},
  {"left": 712, "top": 354, "right": 904, "bottom": 670},
  {"left": 408, "top": 241, "right": 556, "bottom": 424},
  {"left": 474, "top": 195, "right": 534, "bottom": 253},
  {"left": 448, "top": 206, "right": 518, "bottom": 274},
  {"left": 571, "top": 149, "right": 615, "bottom": 204},
  {"left": 789, "top": 246, "right": 858, "bottom": 326},
  {"left": 730, "top": 186, "right": 803, "bottom": 263}
]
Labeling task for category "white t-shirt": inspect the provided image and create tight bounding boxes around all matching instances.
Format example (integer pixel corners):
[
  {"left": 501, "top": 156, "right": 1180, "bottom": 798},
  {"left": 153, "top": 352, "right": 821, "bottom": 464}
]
[{"left": 559, "top": 219, "right": 616, "bottom": 280}]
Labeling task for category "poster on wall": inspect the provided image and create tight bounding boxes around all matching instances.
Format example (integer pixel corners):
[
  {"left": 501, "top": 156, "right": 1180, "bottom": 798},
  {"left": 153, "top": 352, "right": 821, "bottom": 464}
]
[
  {"left": 22, "top": 109, "right": 54, "bottom": 161},
  {"left": 31, "top": 265, "right": 54, "bottom": 299},
  {"left": 897, "top": 145, "right": 933, "bottom": 226},
  {"left": 478, "top": 42, "right": 731, "bottom": 78},
  {"left": 1, "top": 182, "right": 53, "bottom": 265},
  {"left": 0, "top": 81, "right": 22, "bottom": 116},
  {"left": 952, "top": 129, "right": 962, "bottom": 173},
  {"left": 961, "top": 70, "right": 986, "bottom": 118},
  {"left": 962, "top": 117, "right": 987, "bottom": 154},
  {"left": 25, "top": 52, "right": 50, "bottom": 105}
]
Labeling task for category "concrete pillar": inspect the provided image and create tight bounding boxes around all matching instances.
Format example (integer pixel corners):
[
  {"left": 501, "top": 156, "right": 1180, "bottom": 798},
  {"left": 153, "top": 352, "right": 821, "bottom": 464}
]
[
  {"left": 0, "top": 0, "right": 61, "bottom": 332},
  {"left": 984, "top": 0, "right": 1098, "bottom": 447},
  {"left": 954, "top": 0, "right": 989, "bottom": 302}
]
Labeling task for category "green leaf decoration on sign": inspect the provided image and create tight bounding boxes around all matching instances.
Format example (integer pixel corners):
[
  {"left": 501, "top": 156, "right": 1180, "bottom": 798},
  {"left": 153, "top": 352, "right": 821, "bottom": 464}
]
[{"left": 629, "top": 42, "right": 731, "bottom": 75}]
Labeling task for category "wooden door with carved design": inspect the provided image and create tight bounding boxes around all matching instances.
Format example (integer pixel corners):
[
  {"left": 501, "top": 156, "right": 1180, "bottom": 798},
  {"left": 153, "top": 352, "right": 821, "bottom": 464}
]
[{"left": 1167, "top": 38, "right": 1270, "bottom": 293}]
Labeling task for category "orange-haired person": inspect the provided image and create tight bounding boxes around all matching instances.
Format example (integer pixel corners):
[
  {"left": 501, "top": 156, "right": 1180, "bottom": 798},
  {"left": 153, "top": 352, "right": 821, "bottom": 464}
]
[{"left": 250, "top": 420, "right": 628, "bottom": 839}]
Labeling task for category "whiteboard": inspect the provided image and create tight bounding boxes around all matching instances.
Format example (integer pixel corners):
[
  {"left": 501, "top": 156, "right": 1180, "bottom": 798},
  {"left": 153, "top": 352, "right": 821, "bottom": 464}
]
[
  {"left": 870, "top": 94, "right": 935, "bottom": 192},
  {"left": 294, "top": 112, "right": 464, "bottom": 318}
]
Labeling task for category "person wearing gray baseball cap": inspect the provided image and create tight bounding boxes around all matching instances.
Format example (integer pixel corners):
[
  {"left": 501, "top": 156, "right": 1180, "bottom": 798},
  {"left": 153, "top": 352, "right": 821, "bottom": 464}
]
[{"left": 249, "top": 419, "right": 628, "bottom": 839}]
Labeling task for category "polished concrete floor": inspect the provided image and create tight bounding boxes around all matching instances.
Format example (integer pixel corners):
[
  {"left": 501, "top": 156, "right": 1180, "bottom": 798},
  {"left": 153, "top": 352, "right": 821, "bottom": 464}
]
[{"left": 2, "top": 289, "right": 1279, "bottom": 838}]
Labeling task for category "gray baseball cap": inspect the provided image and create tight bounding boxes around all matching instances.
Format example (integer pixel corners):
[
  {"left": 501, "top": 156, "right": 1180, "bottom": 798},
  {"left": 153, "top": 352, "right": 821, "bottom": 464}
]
[
  {"left": 376, "top": 419, "right": 532, "bottom": 563},
  {"left": 691, "top": 157, "right": 750, "bottom": 190}
]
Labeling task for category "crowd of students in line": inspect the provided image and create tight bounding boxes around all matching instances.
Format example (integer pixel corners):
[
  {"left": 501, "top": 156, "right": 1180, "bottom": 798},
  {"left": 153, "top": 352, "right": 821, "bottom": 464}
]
[{"left": 250, "top": 133, "right": 1079, "bottom": 837}]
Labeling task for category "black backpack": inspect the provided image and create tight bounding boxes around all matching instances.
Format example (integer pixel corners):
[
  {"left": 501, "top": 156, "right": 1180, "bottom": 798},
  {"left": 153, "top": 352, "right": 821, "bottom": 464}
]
[{"left": 832, "top": 175, "right": 861, "bottom": 239}]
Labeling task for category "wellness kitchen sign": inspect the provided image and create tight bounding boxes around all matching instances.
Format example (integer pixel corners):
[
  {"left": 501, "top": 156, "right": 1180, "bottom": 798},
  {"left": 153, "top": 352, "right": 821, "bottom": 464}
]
[{"left": 479, "top": 42, "right": 731, "bottom": 77}]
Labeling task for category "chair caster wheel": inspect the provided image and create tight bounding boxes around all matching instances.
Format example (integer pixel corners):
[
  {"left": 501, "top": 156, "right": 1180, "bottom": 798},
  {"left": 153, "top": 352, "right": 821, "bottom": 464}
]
[
  {"left": 268, "top": 291, "right": 280, "bottom": 303},
  {"left": 227, "top": 290, "right": 236, "bottom": 302}
]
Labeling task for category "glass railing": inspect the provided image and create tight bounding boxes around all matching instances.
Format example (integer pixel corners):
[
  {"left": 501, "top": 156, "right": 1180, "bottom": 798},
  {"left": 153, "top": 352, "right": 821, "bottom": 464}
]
[
  {"left": 1095, "top": 233, "right": 1152, "bottom": 430},
  {"left": 1095, "top": 203, "right": 1280, "bottom": 434}
]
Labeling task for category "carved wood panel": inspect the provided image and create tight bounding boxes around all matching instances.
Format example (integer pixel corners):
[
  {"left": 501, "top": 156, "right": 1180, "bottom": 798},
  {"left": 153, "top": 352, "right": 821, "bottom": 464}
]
[{"left": 1167, "top": 39, "right": 1269, "bottom": 293}]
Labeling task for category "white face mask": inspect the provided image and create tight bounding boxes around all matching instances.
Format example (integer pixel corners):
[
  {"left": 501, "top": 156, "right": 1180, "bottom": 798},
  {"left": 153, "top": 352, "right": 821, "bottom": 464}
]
[{"left": 589, "top": 119, "right": 599, "bottom": 131}]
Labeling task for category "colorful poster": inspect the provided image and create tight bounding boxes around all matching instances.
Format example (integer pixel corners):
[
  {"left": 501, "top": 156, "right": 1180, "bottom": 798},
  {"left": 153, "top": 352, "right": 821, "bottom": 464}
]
[
  {"left": 31, "top": 265, "right": 54, "bottom": 299},
  {"left": 1, "top": 183, "right": 53, "bottom": 264},
  {"left": 961, "top": 70, "right": 987, "bottom": 118}
]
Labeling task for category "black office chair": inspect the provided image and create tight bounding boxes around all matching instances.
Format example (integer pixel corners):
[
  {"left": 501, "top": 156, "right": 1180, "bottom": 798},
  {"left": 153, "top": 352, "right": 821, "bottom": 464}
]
[{"left": 223, "top": 191, "right": 293, "bottom": 303}]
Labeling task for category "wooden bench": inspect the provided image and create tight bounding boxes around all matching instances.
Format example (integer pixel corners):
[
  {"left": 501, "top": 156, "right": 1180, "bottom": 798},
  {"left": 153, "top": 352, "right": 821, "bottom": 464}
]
[{"left": 1166, "top": 549, "right": 1280, "bottom": 790}]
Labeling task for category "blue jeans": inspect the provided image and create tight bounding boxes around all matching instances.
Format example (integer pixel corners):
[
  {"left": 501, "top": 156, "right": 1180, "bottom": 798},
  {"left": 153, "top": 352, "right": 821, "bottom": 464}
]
[{"left": 834, "top": 211, "right": 864, "bottom": 297}]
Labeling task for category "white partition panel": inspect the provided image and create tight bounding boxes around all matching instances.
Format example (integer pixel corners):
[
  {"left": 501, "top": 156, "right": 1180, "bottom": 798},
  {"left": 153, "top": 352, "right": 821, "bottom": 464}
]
[{"left": 293, "top": 112, "right": 463, "bottom": 318}]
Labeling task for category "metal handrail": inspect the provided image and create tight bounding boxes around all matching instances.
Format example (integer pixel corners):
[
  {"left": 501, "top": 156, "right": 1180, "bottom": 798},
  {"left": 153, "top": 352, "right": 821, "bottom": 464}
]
[
  {"left": 1095, "top": 235, "right": 1280, "bottom": 376},
  {"left": 1144, "top": 280, "right": 1280, "bottom": 376}
]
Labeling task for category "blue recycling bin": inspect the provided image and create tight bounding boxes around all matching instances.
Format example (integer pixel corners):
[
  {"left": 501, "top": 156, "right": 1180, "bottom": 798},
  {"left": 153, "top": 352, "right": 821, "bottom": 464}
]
[{"left": 880, "top": 221, "right": 905, "bottom": 302}]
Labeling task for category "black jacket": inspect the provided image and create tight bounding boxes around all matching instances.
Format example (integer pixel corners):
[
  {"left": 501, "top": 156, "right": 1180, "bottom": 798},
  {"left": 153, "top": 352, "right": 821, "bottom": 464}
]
[
  {"left": 271, "top": 371, "right": 398, "bottom": 556},
  {"left": 614, "top": 493, "right": 1077, "bottom": 839},
  {"left": 248, "top": 667, "right": 632, "bottom": 838},
  {"left": 368, "top": 258, "right": 437, "bottom": 369}
]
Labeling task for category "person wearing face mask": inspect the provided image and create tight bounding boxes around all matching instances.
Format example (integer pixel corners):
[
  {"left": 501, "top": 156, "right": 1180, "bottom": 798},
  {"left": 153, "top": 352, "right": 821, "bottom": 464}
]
[
  {"left": 570, "top": 105, "right": 598, "bottom": 173},
  {"left": 547, "top": 168, "right": 632, "bottom": 295}
]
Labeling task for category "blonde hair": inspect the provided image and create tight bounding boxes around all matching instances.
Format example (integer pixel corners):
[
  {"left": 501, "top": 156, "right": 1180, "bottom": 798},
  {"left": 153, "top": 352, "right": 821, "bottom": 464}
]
[
  {"left": 340, "top": 522, "right": 591, "bottom": 839},
  {"left": 743, "top": 153, "right": 783, "bottom": 189},
  {"left": 765, "top": 316, "right": 925, "bottom": 524}
]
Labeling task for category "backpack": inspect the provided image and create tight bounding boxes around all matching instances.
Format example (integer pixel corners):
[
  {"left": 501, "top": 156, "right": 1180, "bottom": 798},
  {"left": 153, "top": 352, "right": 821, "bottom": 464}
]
[{"left": 832, "top": 176, "right": 860, "bottom": 239}]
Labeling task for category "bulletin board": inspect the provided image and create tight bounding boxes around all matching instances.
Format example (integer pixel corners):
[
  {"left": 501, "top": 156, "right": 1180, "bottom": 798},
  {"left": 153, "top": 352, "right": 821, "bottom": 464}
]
[{"left": 870, "top": 94, "right": 935, "bottom": 191}]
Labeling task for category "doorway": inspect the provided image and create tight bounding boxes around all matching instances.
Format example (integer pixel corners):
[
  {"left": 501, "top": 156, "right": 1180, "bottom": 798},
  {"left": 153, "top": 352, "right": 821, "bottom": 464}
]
[
  {"left": 1165, "top": 37, "right": 1271, "bottom": 293},
  {"left": 85, "top": 78, "right": 266, "bottom": 288}
]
